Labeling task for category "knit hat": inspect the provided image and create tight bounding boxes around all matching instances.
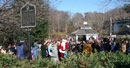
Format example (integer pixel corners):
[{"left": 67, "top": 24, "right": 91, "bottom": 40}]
[
  {"left": 20, "top": 37, "right": 26, "bottom": 43},
  {"left": 20, "top": 37, "right": 25, "bottom": 41}
]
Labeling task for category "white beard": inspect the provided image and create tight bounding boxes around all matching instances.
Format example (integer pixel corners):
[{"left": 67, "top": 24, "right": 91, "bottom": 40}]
[
  {"left": 61, "top": 42, "right": 66, "bottom": 50},
  {"left": 61, "top": 39, "right": 67, "bottom": 50}
]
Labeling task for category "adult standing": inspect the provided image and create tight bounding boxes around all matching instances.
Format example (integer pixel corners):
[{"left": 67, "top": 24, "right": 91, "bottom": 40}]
[
  {"left": 17, "top": 38, "right": 25, "bottom": 59},
  {"left": 23, "top": 38, "right": 31, "bottom": 59},
  {"left": 59, "top": 39, "right": 69, "bottom": 58},
  {"left": 41, "top": 41, "right": 47, "bottom": 58},
  {"left": 56, "top": 41, "right": 61, "bottom": 60},
  {"left": 48, "top": 41, "right": 53, "bottom": 57},
  {"left": 49, "top": 43, "right": 59, "bottom": 62},
  {"left": 10, "top": 44, "right": 16, "bottom": 55},
  {"left": 122, "top": 41, "right": 126, "bottom": 54},
  {"left": 34, "top": 40, "right": 40, "bottom": 59},
  {"left": 126, "top": 40, "right": 130, "bottom": 54},
  {"left": 114, "top": 42, "right": 121, "bottom": 53},
  {"left": 83, "top": 41, "right": 92, "bottom": 54}
]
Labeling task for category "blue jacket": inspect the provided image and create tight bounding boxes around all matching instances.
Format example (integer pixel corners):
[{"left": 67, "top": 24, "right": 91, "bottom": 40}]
[
  {"left": 17, "top": 45, "right": 24, "bottom": 59},
  {"left": 32, "top": 48, "right": 35, "bottom": 59},
  {"left": 48, "top": 44, "right": 53, "bottom": 53}
]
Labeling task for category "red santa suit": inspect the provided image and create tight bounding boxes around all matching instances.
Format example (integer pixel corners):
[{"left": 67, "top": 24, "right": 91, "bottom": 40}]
[{"left": 59, "top": 39, "right": 68, "bottom": 58}]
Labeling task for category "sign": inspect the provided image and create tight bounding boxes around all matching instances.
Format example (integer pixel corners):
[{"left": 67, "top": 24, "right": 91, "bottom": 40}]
[{"left": 21, "top": 4, "right": 36, "bottom": 28}]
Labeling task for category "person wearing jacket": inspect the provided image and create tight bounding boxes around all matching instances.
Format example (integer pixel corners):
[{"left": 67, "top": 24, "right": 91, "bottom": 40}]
[
  {"left": 31, "top": 46, "right": 35, "bottom": 60},
  {"left": 122, "top": 41, "right": 126, "bottom": 54},
  {"left": 17, "top": 38, "right": 25, "bottom": 59},
  {"left": 49, "top": 43, "right": 59, "bottom": 62},
  {"left": 83, "top": 41, "right": 92, "bottom": 54},
  {"left": 59, "top": 39, "right": 69, "bottom": 58},
  {"left": 41, "top": 41, "right": 47, "bottom": 58},
  {"left": 33, "top": 40, "right": 40, "bottom": 59}
]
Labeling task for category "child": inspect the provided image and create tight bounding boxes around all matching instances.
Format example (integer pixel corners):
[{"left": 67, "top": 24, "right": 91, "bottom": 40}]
[{"left": 31, "top": 46, "right": 35, "bottom": 60}]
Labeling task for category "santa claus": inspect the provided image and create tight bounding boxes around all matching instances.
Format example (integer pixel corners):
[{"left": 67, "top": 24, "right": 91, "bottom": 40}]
[{"left": 59, "top": 39, "right": 69, "bottom": 58}]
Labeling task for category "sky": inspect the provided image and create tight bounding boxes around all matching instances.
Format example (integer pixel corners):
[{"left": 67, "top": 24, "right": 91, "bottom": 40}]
[
  {"left": 0, "top": 0, "right": 127, "bottom": 14},
  {"left": 51, "top": 0, "right": 127, "bottom": 14}
]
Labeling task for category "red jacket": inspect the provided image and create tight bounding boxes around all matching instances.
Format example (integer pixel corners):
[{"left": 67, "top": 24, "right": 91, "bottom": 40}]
[{"left": 59, "top": 42, "right": 68, "bottom": 53}]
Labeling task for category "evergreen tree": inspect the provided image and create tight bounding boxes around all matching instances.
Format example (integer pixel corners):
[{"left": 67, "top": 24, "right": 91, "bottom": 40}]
[{"left": 0, "top": 0, "right": 49, "bottom": 45}]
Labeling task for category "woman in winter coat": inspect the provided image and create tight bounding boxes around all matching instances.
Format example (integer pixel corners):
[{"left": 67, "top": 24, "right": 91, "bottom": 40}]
[{"left": 49, "top": 43, "right": 59, "bottom": 62}]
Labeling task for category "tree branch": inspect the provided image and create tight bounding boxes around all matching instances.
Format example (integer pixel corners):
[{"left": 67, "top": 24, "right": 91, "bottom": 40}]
[{"left": 1, "top": 0, "right": 10, "bottom": 9}]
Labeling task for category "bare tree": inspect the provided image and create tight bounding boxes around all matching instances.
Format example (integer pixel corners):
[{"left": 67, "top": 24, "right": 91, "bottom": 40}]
[
  {"left": 85, "top": 12, "right": 105, "bottom": 34},
  {"left": 49, "top": 8, "right": 71, "bottom": 33},
  {"left": 71, "top": 13, "right": 84, "bottom": 28}
]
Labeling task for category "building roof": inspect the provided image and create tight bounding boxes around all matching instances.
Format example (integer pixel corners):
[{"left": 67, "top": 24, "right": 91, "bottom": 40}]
[
  {"left": 71, "top": 29, "right": 98, "bottom": 35},
  {"left": 114, "top": 19, "right": 130, "bottom": 24},
  {"left": 72, "top": 22, "right": 98, "bottom": 35},
  {"left": 79, "top": 25, "right": 91, "bottom": 28}
]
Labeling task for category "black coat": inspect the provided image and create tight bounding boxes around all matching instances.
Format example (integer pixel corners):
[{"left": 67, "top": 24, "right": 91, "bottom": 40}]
[
  {"left": 23, "top": 43, "right": 30, "bottom": 59},
  {"left": 41, "top": 45, "right": 47, "bottom": 58}
]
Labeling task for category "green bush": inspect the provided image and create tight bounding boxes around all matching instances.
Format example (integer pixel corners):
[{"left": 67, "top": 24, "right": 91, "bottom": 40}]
[{"left": 0, "top": 51, "right": 130, "bottom": 68}]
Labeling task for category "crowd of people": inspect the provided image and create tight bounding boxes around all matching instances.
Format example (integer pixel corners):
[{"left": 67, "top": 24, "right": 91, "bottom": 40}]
[{"left": 0, "top": 37, "right": 130, "bottom": 62}]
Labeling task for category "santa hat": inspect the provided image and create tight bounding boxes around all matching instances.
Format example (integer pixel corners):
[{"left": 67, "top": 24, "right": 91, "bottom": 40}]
[{"left": 62, "top": 39, "right": 67, "bottom": 43}]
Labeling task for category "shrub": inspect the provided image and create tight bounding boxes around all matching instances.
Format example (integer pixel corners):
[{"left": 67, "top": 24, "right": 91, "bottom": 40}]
[{"left": 0, "top": 51, "right": 130, "bottom": 68}]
